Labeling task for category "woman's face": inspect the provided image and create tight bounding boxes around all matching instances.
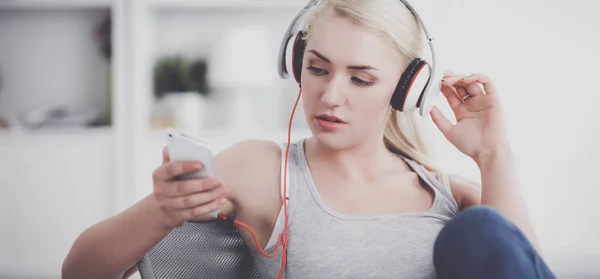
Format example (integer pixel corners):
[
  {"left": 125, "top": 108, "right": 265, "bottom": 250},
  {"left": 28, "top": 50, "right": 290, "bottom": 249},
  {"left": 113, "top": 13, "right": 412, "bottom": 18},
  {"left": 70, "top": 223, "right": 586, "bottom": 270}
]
[{"left": 301, "top": 16, "right": 405, "bottom": 150}]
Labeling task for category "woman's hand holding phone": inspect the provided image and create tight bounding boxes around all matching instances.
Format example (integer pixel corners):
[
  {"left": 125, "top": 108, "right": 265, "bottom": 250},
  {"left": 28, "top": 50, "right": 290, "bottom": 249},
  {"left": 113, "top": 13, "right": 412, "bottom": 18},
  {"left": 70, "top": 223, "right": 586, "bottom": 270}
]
[{"left": 151, "top": 147, "right": 228, "bottom": 229}]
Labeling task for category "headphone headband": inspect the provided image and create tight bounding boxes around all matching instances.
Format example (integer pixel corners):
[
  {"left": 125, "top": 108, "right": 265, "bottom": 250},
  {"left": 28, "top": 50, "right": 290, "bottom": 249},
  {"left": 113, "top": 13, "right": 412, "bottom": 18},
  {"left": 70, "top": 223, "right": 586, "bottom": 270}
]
[
  {"left": 277, "top": 0, "right": 319, "bottom": 80},
  {"left": 277, "top": 0, "right": 441, "bottom": 116},
  {"left": 278, "top": 0, "right": 436, "bottom": 78}
]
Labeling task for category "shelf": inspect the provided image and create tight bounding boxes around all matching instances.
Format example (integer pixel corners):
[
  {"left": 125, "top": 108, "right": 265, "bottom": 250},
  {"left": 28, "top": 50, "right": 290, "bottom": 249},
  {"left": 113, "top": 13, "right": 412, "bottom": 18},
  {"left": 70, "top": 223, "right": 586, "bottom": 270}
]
[
  {"left": 0, "top": 0, "right": 113, "bottom": 9},
  {"left": 0, "top": 7, "right": 113, "bottom": 129},
  {"left": 0, "top": 126, "right": 113, "bottom": 139},
  {"left": 147, "top": 0, "right": 304, "bottom": 10}
]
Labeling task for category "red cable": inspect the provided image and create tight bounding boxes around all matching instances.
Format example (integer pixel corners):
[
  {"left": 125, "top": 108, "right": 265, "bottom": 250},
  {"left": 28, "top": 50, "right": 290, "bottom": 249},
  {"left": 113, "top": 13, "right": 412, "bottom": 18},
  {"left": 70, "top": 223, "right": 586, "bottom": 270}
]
[
  {"left": 217, "top": 212, "right": 283, "bottom": 258},
  {"left": 218, "top": 87, "right": 303, "bottom": 278}
]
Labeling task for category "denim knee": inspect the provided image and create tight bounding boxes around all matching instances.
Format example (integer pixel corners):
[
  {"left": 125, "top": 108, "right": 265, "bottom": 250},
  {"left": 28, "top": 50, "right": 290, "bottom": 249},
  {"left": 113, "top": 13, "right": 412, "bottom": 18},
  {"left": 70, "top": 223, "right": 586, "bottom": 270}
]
[
  {"left": 443, "top": 205, "right": 510, "bottom": 233},
  {"left": 433, "top": 206, "right": 538, "bottom": 279},
  {"left": 435, "top": 205, "right": 525, "bottom": 254}
]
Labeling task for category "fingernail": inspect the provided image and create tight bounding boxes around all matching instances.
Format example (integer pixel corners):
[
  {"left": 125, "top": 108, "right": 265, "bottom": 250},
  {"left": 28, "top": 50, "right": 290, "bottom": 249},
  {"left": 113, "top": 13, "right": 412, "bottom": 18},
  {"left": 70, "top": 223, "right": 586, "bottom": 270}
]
[{"left": 194, "top": 163, "right": 203, "bottom": 169}]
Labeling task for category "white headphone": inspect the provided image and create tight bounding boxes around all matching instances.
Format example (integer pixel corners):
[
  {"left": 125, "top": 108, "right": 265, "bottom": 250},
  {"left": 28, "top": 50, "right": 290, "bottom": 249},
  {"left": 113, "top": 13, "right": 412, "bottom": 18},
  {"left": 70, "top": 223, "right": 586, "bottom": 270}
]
[{"left": 277, "top": 0, "right": 442, "bottom": 117}]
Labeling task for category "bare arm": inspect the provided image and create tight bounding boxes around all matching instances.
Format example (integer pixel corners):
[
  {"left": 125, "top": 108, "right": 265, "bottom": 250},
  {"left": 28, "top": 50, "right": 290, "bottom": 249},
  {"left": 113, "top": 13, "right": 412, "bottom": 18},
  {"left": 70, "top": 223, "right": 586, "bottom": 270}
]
[
  {"left": 62, "top": 141, "right": 256, "bottom": 279},
  {"left": 448, "top": 147, "right": 541, "bottom": 254},
  {"left": 475, "top": 147, "right": 541, "bottom": 253},
  {"left": 213, "top": 140, "right": 284, "bottom": 251},
  {"left": 61, "top": 195, "right": 173, "bottom": 279},
  {"left": 446, "top": 173, "right": 481, "bottom": 210}
]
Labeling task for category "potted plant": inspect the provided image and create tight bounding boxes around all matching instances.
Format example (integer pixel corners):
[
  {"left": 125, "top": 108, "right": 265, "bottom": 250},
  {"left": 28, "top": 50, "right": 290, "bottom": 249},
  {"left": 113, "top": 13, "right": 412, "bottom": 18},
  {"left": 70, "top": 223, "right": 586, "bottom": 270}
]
[
  {"left": 187, "top": 58, "right": 210, "bottom": 96},
  {"left": 152, "top": 55, "right": 210, "bottom": 132}
]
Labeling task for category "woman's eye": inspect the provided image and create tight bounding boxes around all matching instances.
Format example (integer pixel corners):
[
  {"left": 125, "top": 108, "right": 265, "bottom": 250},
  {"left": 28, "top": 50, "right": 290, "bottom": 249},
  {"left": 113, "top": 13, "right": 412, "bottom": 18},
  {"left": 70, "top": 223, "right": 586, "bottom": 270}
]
[
  {"left": 306, "top": 66, "right": 374, "bottom": 87},
  {"left": 352, "top": 77, "right": 375, "bottom": 87},
  {"left": 307, "top": 66, "right": 328, "bottom": 76}
]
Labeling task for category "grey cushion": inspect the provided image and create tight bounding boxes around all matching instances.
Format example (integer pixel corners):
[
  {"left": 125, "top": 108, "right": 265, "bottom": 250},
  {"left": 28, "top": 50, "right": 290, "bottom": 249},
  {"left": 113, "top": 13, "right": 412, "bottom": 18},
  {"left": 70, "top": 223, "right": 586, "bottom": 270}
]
[{"left": 137, "top": 219, "right": 260, "bottom": 279}]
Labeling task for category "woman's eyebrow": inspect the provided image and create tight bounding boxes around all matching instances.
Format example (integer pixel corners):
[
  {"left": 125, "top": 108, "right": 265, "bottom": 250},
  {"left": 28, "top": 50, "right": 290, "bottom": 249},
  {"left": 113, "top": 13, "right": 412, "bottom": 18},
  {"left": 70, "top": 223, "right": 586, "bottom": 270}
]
[
  {"left": 307, "top": 49, "right": 379, "bottom": 71},
  {"left": 307, "top": 49, "right": 330, "bottom": 63}
]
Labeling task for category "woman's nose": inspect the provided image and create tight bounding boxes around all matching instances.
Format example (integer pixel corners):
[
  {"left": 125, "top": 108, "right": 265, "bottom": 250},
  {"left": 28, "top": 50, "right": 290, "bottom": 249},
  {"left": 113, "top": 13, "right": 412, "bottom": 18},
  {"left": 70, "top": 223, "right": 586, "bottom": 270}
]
[{"left": 321, "top": 78, "right": 346, "bottom": 108}]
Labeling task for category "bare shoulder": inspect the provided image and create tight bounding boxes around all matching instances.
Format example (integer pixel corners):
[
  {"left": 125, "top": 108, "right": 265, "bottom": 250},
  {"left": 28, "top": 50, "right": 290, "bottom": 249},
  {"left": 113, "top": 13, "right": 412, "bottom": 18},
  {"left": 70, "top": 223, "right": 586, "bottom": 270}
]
[
  {"left": 213, "top": 139, "right": 283, "bottom": 217},
  {"left": 445, "top": 173, "right": 482, "bottom": 210}
]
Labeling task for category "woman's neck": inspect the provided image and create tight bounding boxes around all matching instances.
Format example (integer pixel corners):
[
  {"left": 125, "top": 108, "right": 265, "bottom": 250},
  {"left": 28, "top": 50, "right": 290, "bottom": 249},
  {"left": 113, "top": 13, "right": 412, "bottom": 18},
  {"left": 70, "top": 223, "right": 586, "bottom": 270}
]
[{"left": 304, "top": 137, "right": 409, "bottom": 181}]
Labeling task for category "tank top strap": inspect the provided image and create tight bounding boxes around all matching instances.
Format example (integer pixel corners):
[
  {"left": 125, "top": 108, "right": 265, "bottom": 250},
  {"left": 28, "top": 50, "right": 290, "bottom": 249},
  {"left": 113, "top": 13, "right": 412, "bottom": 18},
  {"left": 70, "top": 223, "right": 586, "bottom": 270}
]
[
  {"left": 400, "top": 156, "right": 459, "bottom": 216},
  {"left": 436, "top": 171, "right": 453, "bottom": 199}
]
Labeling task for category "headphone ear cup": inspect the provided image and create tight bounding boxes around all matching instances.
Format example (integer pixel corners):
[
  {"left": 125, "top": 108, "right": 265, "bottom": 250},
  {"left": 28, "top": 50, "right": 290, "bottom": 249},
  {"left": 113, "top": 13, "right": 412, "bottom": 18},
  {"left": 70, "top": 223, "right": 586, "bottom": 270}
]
[
  {"left": 291, "top": 31, "right": 307, "bottom": 84},
  {"left": 391, "top": 58, "right": 431, "bottom": 111}
]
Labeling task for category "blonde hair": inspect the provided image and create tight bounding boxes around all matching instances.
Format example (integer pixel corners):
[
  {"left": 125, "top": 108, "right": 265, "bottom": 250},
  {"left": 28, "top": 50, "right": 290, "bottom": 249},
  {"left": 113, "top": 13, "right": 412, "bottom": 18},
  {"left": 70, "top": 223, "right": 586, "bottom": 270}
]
[{"left": 302, "top": 0, "right": 437, "bottom": 171}]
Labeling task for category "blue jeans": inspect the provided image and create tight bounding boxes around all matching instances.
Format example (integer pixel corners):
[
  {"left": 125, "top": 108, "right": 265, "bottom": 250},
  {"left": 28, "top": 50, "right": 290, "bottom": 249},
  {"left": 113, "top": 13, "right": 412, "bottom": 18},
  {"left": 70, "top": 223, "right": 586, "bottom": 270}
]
[{"left": 433, "top": 206, "right": 557, "bottom": 279}]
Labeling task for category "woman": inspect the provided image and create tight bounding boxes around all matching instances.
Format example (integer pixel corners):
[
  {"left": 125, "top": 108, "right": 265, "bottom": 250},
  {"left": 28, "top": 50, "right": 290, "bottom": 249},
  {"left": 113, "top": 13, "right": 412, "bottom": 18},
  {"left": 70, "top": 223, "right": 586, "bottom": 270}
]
[{"left": 62, "top": 0, "right": 556, "bottom": 278}]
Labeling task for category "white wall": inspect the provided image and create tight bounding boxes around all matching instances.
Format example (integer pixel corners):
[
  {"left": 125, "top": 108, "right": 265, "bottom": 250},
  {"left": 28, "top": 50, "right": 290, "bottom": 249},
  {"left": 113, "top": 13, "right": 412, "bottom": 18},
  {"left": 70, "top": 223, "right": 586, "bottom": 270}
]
[{"left": 424, "top": 0, "right": 600, "bottom": 274}]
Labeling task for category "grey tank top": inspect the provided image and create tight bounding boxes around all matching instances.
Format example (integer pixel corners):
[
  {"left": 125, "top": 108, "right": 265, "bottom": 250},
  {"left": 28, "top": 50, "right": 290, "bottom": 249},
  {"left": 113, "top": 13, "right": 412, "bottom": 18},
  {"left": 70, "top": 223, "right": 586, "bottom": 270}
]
[{"left": 251, "top": 139, "right": 459, "bottom": 279}]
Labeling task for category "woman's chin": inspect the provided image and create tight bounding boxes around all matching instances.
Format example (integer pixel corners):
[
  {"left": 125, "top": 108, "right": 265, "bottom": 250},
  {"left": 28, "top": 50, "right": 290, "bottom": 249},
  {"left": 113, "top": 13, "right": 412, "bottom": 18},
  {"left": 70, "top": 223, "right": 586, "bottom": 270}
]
[{"left": 308, "top": 125, "right": 353, "bottom": 149}]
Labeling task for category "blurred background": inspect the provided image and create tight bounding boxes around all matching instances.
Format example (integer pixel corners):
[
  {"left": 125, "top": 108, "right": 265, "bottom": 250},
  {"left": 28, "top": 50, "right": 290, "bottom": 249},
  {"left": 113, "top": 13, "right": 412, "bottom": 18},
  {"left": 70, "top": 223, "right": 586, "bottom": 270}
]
[{"left": 0, "top": 0, "right": 598, "bottom": 278}]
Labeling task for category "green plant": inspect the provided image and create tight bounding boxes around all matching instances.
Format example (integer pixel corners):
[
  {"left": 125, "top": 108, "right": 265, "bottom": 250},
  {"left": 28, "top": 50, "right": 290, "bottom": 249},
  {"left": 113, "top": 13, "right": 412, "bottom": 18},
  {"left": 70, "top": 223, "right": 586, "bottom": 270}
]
[
  {"left": 188, "top": 59, "right": 209, "bottom": 95},
  {"left": 153, "top": 56, "right": 210, "bottom": 99},
  {"left": 153, "top": 56, "right": 189, "bottom": 98}
]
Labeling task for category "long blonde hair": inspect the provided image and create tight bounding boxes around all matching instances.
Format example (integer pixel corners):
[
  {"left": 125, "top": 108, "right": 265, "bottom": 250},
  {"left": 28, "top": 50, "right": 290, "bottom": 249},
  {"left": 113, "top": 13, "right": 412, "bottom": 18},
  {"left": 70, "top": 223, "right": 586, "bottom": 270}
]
[{"left": 302, "top": 0, "right": 437, "bottom": 171}]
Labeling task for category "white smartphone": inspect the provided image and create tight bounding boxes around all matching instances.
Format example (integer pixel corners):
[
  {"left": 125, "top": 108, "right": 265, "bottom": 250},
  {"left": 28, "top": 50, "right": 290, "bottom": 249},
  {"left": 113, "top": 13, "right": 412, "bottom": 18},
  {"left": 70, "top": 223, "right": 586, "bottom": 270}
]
[{"left": 166, "top": 128, "right": 218, "bottom": 218}]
